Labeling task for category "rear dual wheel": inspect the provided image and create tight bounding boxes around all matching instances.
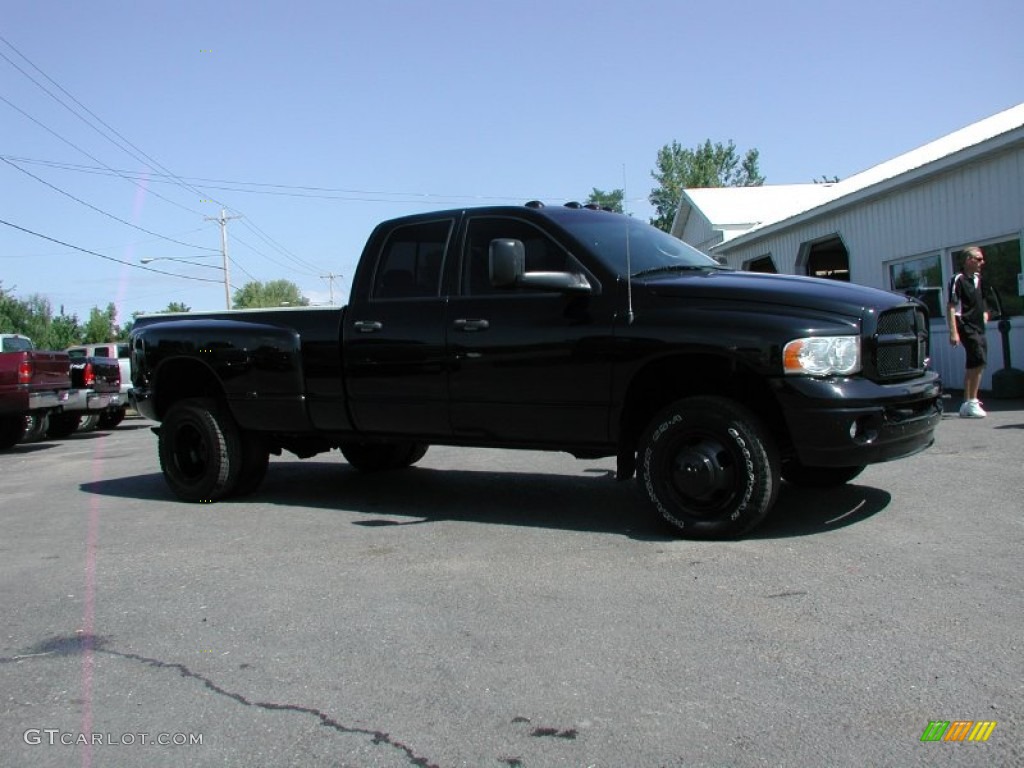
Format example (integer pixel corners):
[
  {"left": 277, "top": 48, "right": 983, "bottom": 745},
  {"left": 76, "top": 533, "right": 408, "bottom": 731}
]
[{"left": 157, "top": 398, "right": 270, "bottom": 502}]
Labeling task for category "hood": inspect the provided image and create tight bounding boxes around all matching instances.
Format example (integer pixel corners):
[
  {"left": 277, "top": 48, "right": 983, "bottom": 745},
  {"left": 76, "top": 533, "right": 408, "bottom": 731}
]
[{"left": 641, "top": 269, "right": 909, "bottom": 318}]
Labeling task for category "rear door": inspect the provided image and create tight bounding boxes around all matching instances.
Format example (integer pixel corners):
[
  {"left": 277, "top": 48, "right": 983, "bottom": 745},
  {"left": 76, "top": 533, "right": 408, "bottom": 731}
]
[{"left": 343, "top": 217, "right": 454, "bottom": 437}]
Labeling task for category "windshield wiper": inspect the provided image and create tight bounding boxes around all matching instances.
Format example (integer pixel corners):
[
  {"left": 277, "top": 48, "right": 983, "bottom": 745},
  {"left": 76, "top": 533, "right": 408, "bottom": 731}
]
[{"left": 630, "top": 264, "right": 723, "bottom": 278}]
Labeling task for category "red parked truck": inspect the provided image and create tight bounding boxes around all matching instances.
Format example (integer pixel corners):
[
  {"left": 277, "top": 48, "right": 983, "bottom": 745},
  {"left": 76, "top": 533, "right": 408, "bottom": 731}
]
[{"left": 0, "top": 333, "right": 72, "bottom": 449}]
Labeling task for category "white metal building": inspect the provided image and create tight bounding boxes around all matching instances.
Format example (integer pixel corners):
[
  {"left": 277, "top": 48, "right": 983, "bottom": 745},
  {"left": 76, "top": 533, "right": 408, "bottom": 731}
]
[{"left": 671, "top": 103, "right": 1024, "bottom": 393}]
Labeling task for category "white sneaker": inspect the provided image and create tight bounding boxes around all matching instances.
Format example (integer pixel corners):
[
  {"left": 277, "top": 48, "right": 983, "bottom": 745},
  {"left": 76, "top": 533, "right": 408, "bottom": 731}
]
[{"left": 960, "top": 400, "right": 986, "bottom": 418}]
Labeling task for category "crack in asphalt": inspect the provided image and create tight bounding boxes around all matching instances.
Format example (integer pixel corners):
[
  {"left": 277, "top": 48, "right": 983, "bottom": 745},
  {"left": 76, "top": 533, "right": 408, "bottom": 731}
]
[{"left": 4, "top": 633, "right": 440, "bottom": 768}]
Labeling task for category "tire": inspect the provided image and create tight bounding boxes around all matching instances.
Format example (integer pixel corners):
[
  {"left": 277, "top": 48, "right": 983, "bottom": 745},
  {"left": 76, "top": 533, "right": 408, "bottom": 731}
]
[
  {"left": 0, "top": 415, "right": 25, "bottom": 450},
  {"left": 157, "top": 398, "right": 242, "bottom": 502},
  {"left": 98, "top": 406, "right": 127, "bottom": 429},
  {"left": 781, "top": 462, "right": 865, "bottom": 488},
  {"left": 46, "top": 413, "right": 82, "bottom": 439},
  {"left": 637, "top": 396, "right": 780, "bottom": 540},
  {"left": 78, "top": 414, "right": 101, "bottom": 432},
  {"left": 231, "top": 433, "right": 270, "bottom": 497},
  {"left": 21, "top": 413, "right": 50, "bottom": 444},
  {"left": 340, "top": 441, "right": 429, "bottom": 472}
]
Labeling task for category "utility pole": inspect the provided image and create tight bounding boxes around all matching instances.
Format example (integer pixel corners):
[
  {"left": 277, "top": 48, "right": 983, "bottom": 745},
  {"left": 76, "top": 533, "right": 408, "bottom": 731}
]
[
  {"left": 205, "top": 208, "right": 242, "bottom": 309},
  {"left": 320, "top": 272, "right": 342, "bottom": 305}
]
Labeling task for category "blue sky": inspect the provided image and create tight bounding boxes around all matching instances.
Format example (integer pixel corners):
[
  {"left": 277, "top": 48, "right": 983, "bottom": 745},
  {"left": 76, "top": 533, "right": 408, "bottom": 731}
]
[{"left": 2, "top": 0, "right": 1022, "bottom": 323}]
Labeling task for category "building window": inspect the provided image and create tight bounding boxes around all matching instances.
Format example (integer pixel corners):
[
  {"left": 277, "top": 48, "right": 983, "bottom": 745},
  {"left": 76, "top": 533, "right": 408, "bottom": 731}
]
[
  {"left": 889, "top": 253, "right": 943, "bottom": 318},
  {"left": 744, "top": 255, "right": 777, "bottom": 273},
  {"left": 804, "top": 236, "right": 850, "bottom": 281},
  {"left": 950, "top": 238, "right": 1022, "bottom": 318}
]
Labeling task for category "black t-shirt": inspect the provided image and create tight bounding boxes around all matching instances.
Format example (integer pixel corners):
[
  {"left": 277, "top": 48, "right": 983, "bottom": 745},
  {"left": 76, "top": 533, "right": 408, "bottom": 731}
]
[{"left": 948, "top": 272, "right": 986, "bottom": 332}]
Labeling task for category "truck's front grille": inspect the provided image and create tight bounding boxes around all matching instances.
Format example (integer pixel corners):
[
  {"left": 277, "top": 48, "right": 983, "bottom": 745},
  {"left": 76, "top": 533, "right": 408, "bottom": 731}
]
[{"left": 868, "top": 306, "right": 929, "bottom": 381}]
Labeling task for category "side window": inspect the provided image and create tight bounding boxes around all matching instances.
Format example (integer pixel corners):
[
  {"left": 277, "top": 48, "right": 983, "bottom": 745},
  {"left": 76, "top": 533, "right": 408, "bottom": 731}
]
[
  {"left": 94, "top": 346, "right": 111, "bottom": 358},
  {"left": 463, "top": 217, "right": 576, "bottom": 295},
  {"left": 372, "top": 220, "right": 452, "bottom": 300},
  {"left": 951, "top": 238, "right": 1022, "bottom": 318},
  {"left": 888, "top": 253, "right": 943, "bottom": 318}
]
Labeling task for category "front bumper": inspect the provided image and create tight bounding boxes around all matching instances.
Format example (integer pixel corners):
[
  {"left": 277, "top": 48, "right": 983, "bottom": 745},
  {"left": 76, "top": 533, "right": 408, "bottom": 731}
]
[{"left": 773, "top": 371, "right": 942, "bottom": 467}]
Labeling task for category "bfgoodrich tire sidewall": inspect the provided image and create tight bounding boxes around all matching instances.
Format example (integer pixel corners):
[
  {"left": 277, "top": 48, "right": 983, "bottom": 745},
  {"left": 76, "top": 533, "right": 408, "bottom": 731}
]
[{"left": 638, "top": 397, "right": 779, "bottom": 539}]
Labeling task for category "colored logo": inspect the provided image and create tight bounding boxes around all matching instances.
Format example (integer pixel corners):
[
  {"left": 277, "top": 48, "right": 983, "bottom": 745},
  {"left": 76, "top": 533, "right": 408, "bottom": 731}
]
[{"left": 920, "top": 720, "right": 996, "bottom": 742}]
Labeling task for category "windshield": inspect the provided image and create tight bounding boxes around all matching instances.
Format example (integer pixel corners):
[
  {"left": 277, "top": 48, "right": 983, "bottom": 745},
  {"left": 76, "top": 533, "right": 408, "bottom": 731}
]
[{"left": 559, "top": 215, "right": 723, "bottom": 277}]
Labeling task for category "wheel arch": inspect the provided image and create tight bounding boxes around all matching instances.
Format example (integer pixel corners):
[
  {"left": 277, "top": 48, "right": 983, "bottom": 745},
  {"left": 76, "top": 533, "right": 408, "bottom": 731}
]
[
  {"left": 617, "top": 352, "right": 791, "bottom": 468},
  {"left": 152, "top": 357, "right": 227, "bottom": 422}
]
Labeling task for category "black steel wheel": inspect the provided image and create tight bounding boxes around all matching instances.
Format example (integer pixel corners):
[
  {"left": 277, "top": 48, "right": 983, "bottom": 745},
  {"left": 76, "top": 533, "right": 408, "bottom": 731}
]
[
  {"left": 637, "top": 396, "right": 779, "bottom": 539},
  {"left": 0, "top": 415, "right": 25, "bottom": 450},
  {"left": 781, "top": 462, "right": 865, "bottom": 487},
  {"left": 340, "top": 441, "right": 429, "bottom": 472},
  {"left": 46, "top": 413, "right": 82, "bottom": 439},
  {"left": 157, "top": 398, "right": 242, "bottom": 502}
]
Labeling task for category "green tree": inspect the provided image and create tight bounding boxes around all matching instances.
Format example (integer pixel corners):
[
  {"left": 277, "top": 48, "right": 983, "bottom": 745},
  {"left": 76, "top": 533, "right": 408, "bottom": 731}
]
[
  {"left": 82, "top": 302, "right": 118, "bottom": 343},
  {"left": 163, "top": 301, "right": 191, "bottom": 313},
  {"left": 0, "top": 289, "right": 82, "bottom": 349},
  {"left": 49, "top": 308, "right": 83, "bottom": 348},
  {"left": 232, "top": 279, "right": 309, "bottom": 309},
  {"left": 649, "top": 139, "right": 765, "bottom": 231},
  {"left": 585, "top": 188, "right": 625, "bottom": 213}
]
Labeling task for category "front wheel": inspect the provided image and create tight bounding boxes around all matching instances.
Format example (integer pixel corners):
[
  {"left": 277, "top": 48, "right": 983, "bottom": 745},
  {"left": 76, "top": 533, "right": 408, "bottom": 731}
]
[
  {"left": 637, "top": 396, "right": 779, "bottom": 539},
  {"left": 781, "top": 462, "right": 865, "bottom": 487},
  {"left": 340, "top": 441, "right": 429, "bottom": 472},
  {"left": 158, "top": 398, "right": 242, "bottom": 502}
]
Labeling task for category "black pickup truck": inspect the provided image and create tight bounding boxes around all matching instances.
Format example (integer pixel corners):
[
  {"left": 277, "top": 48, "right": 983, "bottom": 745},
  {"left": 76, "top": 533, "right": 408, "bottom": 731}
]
[{"left": 130, "top": 203, "right": 941, "bottom": 538}]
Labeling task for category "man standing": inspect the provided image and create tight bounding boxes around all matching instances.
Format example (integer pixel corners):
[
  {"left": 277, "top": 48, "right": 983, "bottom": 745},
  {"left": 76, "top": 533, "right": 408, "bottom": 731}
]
[{"left": 947, "top": 245, "right": 989, "bottom": 418}]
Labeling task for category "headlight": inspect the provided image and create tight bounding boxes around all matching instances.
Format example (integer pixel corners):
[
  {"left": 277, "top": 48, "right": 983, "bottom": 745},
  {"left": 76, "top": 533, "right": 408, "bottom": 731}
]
[{"left": 783, "top": 335, "right": 860, "bottom": 376}]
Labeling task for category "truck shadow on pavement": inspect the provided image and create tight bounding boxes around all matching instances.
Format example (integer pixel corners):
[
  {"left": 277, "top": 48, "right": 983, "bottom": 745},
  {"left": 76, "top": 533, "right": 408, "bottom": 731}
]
[{"left": 81, "top": 461, "right": 891, "bottom": 541}]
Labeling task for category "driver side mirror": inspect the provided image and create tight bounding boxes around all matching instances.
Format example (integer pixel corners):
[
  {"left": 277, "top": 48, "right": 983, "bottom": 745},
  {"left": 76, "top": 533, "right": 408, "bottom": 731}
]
[
  {"left": 488, "top": 238, "right": 592, "bottom": 294},
  {"left": 489, "top": 239, "right": 525, "bottom": 288}
]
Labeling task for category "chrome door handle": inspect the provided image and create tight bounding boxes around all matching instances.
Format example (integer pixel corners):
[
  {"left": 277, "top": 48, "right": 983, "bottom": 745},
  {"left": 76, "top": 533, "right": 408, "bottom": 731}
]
[{"left": 353, "top": 320, "right": 383, "bottom": 333}]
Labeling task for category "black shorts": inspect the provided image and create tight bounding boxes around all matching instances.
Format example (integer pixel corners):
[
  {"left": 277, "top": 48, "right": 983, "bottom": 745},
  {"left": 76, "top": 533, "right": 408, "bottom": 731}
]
[{"left": 958, "top": 324, "right": 987, "bottom": 369}]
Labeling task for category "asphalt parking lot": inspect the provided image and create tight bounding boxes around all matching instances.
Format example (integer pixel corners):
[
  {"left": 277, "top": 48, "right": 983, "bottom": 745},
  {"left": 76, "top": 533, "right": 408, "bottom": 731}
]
[{"left": 1, "top": 400, "right": 1022, "bottom": 768}]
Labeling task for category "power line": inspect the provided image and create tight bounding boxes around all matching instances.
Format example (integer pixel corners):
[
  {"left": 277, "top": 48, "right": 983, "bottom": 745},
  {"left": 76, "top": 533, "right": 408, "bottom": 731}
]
[
  {"left": 0, "top": 37, "right": 318, "bottom": 279},
  {"left": 0, "top": 154, "right": 591, "bottom": 205},
  {"left": 0, "top": 218, "right": 225, "bottom": 284},
  {"left": 320, "top": 273, "right": 343, "bottom": 305},
  {"left": 1, "top": 157, "right": 219, "bottom": 252},
  {"left": 0, "top": 36, "right": 211, "bottom": 204},
  {"left": 0, "top": 96, "right": 208, "bottom": 218}
]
